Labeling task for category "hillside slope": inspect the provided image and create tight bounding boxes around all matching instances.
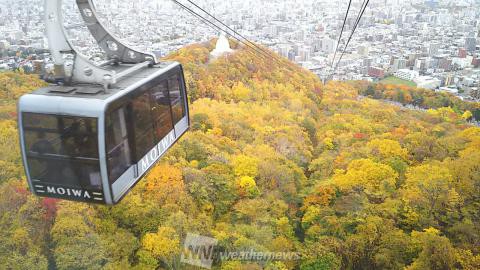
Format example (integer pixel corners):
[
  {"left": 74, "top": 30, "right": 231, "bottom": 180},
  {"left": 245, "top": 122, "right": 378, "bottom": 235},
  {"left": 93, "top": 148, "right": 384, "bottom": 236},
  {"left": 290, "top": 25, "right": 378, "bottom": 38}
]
[{"left": 0, "top": 42, "right": 479, "bottom": 270}]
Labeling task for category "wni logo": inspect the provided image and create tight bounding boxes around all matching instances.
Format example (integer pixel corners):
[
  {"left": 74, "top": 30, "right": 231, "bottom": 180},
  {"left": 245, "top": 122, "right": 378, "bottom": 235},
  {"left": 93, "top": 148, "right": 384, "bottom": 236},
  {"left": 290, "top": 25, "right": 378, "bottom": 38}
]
[{"left": 181, "top": 233, "right": 218, "bottom": 269}]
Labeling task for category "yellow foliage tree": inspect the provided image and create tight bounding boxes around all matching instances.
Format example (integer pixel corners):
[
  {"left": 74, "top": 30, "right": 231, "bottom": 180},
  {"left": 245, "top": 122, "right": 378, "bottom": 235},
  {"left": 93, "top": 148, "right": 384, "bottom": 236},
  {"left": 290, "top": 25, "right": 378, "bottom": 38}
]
[
  {"left": 302, "top": 185, "right": 336, "bottom": 210},
  {"left": 232, "top": 82, "right": 251, "bottom": 102},
  {"left": 456, "top": 249, "right": 480, "bottom": 270},
  {"left": 0, "top": 120, "right": 21, "bottom": 164},
  {"left": 144, "top": 164, "right": 189, "bottom": 207},
  {"left": 462, "top": 110, "right": 473, "bottom": 121},
  {"left": 236, "top": 176, "right": 260, "bottom": 198},
  {"left": 332, "top": 159, "right": 398, "bottom": 200},
  {"left": 232, "top": 155, "right": 259, "bottom": 178},
  {"left": 407, "top": 228, "right": 456, "bottom": 270},
  {"left": 367, "top": 139, "right": 408, "bottom": 160},
  {"left": 323, "top": 137, "right": 335, "bottom": 150},
  {"left": 402, "top": 163, "right": 454, "bottom": 218},
  {"left": 141, "top": 226, "right": 180, "bottom": 268}
]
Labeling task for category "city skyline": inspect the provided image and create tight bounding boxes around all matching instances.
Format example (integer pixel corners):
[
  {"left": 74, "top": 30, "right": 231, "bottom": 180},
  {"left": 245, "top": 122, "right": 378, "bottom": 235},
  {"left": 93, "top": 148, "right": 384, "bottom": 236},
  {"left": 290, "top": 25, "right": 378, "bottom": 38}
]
[{"left": 0, "top": 0, "right": 479, "bottom": 99}]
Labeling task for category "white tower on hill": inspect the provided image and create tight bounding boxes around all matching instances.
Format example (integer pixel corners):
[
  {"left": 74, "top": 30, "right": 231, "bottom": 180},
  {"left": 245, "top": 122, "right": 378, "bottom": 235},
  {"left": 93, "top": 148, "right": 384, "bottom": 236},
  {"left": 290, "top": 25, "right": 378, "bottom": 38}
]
[{"left": 210, "top": 33, "right": 233, "bottom": 59}]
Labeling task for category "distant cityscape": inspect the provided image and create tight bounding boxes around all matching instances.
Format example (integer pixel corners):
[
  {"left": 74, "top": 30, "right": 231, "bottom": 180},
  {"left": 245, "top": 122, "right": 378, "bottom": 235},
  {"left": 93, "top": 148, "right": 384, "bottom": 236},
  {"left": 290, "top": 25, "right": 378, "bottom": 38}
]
[{"left": 0, "top": 0, "right": 480, "bottom": 100}]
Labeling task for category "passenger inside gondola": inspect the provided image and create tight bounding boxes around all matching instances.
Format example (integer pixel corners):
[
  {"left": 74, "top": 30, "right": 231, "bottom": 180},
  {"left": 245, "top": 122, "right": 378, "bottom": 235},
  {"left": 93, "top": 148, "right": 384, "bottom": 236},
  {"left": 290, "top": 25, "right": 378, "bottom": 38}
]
[
  {"left": 31, "top": 131, "right": 54, "bottom": 155},
  {"left": 24, "top": 113, "right": 102, "bottom": 190}
]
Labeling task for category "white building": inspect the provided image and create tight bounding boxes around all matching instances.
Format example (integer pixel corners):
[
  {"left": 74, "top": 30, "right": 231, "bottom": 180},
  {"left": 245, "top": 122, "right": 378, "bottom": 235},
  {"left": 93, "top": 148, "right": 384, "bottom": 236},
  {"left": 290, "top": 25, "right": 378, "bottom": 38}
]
[
  {"left": 298, "top": 47, "right": 312, "bottom": 61},
  {"left": 452, "top": 57, "right": 473, "bottom": 68},
  {"left": 439, "top": 87, "right": 459, "bottom": 94},
  {"left": 322, "top": 37, "right": 336, "bottom": 54},
  {"left": 277, "top": 44, "right": 291, "bottom": 58},
  {"left": 414, "top": 76, "right": 441, "bottom": 89},
  {"left": 395, "top": 69, "right": 419, "bottom": 81},
  {"left": 210, "top": 34, "right": 233, "bottom": 59},
  {"left": 392, "top": 58, "right": 407, "bottom": 72}
]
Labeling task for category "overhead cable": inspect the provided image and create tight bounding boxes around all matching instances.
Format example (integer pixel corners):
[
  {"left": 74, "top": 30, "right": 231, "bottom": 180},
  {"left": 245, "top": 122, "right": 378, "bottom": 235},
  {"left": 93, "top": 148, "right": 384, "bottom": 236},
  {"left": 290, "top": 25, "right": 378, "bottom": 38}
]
[
  {"left": 330, "top": 0, "right": 370, "bottom": 80},
  {"left": 331, "top": 0, "right": 353, "bottom": 69}
]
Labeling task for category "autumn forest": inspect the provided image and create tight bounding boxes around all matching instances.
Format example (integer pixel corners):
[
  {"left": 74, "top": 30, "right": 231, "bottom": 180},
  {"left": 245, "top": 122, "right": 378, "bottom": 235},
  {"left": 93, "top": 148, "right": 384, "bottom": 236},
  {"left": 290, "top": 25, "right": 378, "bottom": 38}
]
[{"left": 0, "top": 40, "right": 480, "bottom": 269}]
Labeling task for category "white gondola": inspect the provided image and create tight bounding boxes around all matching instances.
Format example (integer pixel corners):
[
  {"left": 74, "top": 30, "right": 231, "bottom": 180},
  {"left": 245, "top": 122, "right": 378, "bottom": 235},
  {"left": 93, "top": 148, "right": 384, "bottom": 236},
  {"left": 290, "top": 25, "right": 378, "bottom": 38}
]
[{"left": 18, "top": 0, "right": 189, "bottom": 204}]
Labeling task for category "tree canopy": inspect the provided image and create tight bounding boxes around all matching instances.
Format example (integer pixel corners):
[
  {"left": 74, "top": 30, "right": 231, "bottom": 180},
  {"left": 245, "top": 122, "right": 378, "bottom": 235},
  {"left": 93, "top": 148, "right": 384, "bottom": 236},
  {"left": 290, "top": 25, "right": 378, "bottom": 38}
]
[{"left": 0, "top": 40, "right": 479, "bottom": 269}]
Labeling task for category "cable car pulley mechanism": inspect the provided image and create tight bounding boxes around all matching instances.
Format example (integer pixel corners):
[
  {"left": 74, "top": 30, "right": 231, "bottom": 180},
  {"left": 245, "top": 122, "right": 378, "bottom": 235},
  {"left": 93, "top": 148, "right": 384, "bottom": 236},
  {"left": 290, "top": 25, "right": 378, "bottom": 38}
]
[{"left": 45, "top": 0, "right": 159, "bottom": 89}]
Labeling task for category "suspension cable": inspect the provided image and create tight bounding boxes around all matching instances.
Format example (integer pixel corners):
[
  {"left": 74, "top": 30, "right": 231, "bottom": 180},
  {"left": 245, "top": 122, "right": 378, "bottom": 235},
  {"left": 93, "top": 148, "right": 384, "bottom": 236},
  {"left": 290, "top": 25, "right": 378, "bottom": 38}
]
[
  {"left": 331, "top": 0, "right": 353, "bottom": 69},
  {"left": 184, "top": 0, "right": 288, "bottom": 66},
  {"left": 171, "top": 0, "right": 282, "bottom": 65},
  {"left": 330, "top": 0, "right": 370, "bottom": 80}
]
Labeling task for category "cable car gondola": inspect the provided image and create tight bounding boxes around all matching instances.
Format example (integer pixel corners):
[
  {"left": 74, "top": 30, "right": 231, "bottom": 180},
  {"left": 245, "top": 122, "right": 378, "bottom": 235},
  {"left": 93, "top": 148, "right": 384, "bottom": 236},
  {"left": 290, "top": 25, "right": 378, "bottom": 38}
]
[{"left": 18, "top": 0, "right": 189, "bottom": 205}]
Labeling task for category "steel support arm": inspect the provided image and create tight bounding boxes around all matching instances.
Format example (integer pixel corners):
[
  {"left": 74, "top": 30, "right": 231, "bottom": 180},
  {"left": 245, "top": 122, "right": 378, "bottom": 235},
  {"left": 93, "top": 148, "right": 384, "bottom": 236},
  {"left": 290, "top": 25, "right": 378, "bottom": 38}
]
[{"left": 44, "top": 0, "right": 157, "bottom": 87}]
